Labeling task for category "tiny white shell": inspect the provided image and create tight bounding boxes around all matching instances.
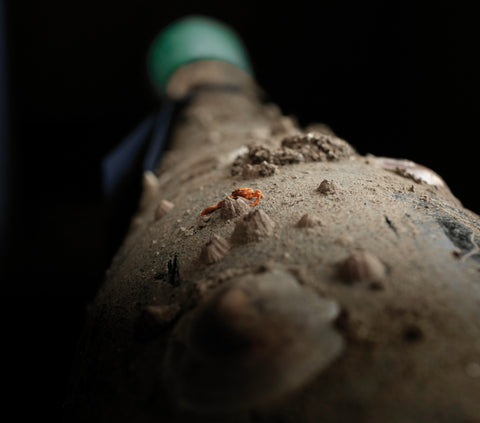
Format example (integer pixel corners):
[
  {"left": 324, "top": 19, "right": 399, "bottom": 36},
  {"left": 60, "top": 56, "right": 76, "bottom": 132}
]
[{"left": 370, "top": 156, "right": 447, "bottom": 187}]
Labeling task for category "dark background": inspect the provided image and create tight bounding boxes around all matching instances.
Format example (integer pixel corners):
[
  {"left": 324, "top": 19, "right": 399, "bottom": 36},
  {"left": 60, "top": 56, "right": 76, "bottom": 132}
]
[{"left": 3, "top": 1, "right": 479, "bottom": 421}]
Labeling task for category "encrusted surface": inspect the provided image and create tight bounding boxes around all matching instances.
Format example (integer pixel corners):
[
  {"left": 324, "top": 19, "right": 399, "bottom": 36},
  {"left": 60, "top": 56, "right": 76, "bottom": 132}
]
[{"left": 68, "top": 86, "right": 480, "bottom": 423}]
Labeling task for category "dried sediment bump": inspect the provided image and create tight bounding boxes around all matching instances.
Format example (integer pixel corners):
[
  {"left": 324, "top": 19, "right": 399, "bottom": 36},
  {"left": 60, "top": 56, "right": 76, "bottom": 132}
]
[
  {"left": 199, "top": 234, "right": 231, "bottom": 265},
  {"left": 317, "top": 179, "right": 336, "bottom": 195},
  {"left": 231, "top": 209, "right": 276, "bottom": 244},
  {"left": 154, "top": 199, "right": 174, "bottom": 220},
  {"left": 231, "top": 147, "right": 279, "bottom": 178},
  {"left": 163, "top": 269, "right": 344, "bottom": 412},
  {"left": 220, "top": 196, "right": 251, "bottom": 220},
  {"left": 337, "top": 250, "right": 386, "bottom": 283},
  {"left": 296, "top": 213, "right": 322, "bottom": 228},
  {"left": 245, "top": 145, "right": 276, "bottom": 164},
  {"left": 260, "top": 161, "right": 278, "bottom": 176},
  {"left": 231, "top": 132, "right": 355, "bottom": 177},
  {"left": 280, "top": 132, "right": 355, "bottom": 162},
  {"left": 251, "top": 161, "right": 278, "bottom": 177}
]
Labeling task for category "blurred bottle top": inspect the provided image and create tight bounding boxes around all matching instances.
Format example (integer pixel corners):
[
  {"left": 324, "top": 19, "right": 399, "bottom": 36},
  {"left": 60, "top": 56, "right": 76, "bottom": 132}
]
[{"left": 148, "top": 15, "right": 253, "bottom": 97}]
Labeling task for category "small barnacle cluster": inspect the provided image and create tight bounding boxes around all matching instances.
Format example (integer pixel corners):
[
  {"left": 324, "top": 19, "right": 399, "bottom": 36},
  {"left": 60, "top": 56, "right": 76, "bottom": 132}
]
[
  {"left": 199, "top": 209, "right": 276, "bottom": 265},
  {"left": 198, "top": 204, "right": 276, "bottom": 267},
  {"left": 198, "top": 189, "right": 275, "bottom": 266}
]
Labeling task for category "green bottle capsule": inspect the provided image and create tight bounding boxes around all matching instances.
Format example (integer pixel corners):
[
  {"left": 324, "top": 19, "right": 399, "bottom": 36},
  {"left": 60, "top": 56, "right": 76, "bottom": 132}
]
[{"left": 147, "top": 15, "right": 253, "bottom": 97}]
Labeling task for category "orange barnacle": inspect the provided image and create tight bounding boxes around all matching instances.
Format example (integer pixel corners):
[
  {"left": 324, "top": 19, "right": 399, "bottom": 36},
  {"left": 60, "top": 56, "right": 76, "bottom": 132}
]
[{"left": 201, "top": 187, "right": 263, "bottom": 216}]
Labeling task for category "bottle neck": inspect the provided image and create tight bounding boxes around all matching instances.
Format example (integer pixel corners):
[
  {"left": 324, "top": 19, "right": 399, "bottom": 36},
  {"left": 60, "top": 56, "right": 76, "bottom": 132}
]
[{"left": 164, "top": 60, "right": 266, "bottom": 157}]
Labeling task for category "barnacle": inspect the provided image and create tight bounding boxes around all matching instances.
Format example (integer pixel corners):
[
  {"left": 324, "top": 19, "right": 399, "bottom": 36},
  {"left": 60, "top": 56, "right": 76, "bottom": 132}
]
[
  {"left": 163, "top": 269, "right": 344, "bottom": 412},
  {"left": 220, "top": 196, "right": 251, "bottom": 220},
  {"left": 296, "top": 213, "right": 322, "bottom": 228},
  {"left": 154, "top": 199, "right": 174, "bottom": 220},
  {"left": 139, "top": 171, "right": 160, "bottom": 212},
  {"left": 337, "top": 250, "right": 386, "bottom": 283},
  {"left": 316, "top": 179, "right": 336, "bottom": 195},
  {"left": 230, "top": 209, "right": 276, "bottom": 244},
  {"left": 199, "top": 234, "right": 231, "bottom": 265}
]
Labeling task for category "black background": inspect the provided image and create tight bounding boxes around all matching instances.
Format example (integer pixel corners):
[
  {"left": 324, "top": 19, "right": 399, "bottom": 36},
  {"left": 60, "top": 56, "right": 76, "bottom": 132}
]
[{"left": 3, "top": 1, "right": 479, "bottom": 421}]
